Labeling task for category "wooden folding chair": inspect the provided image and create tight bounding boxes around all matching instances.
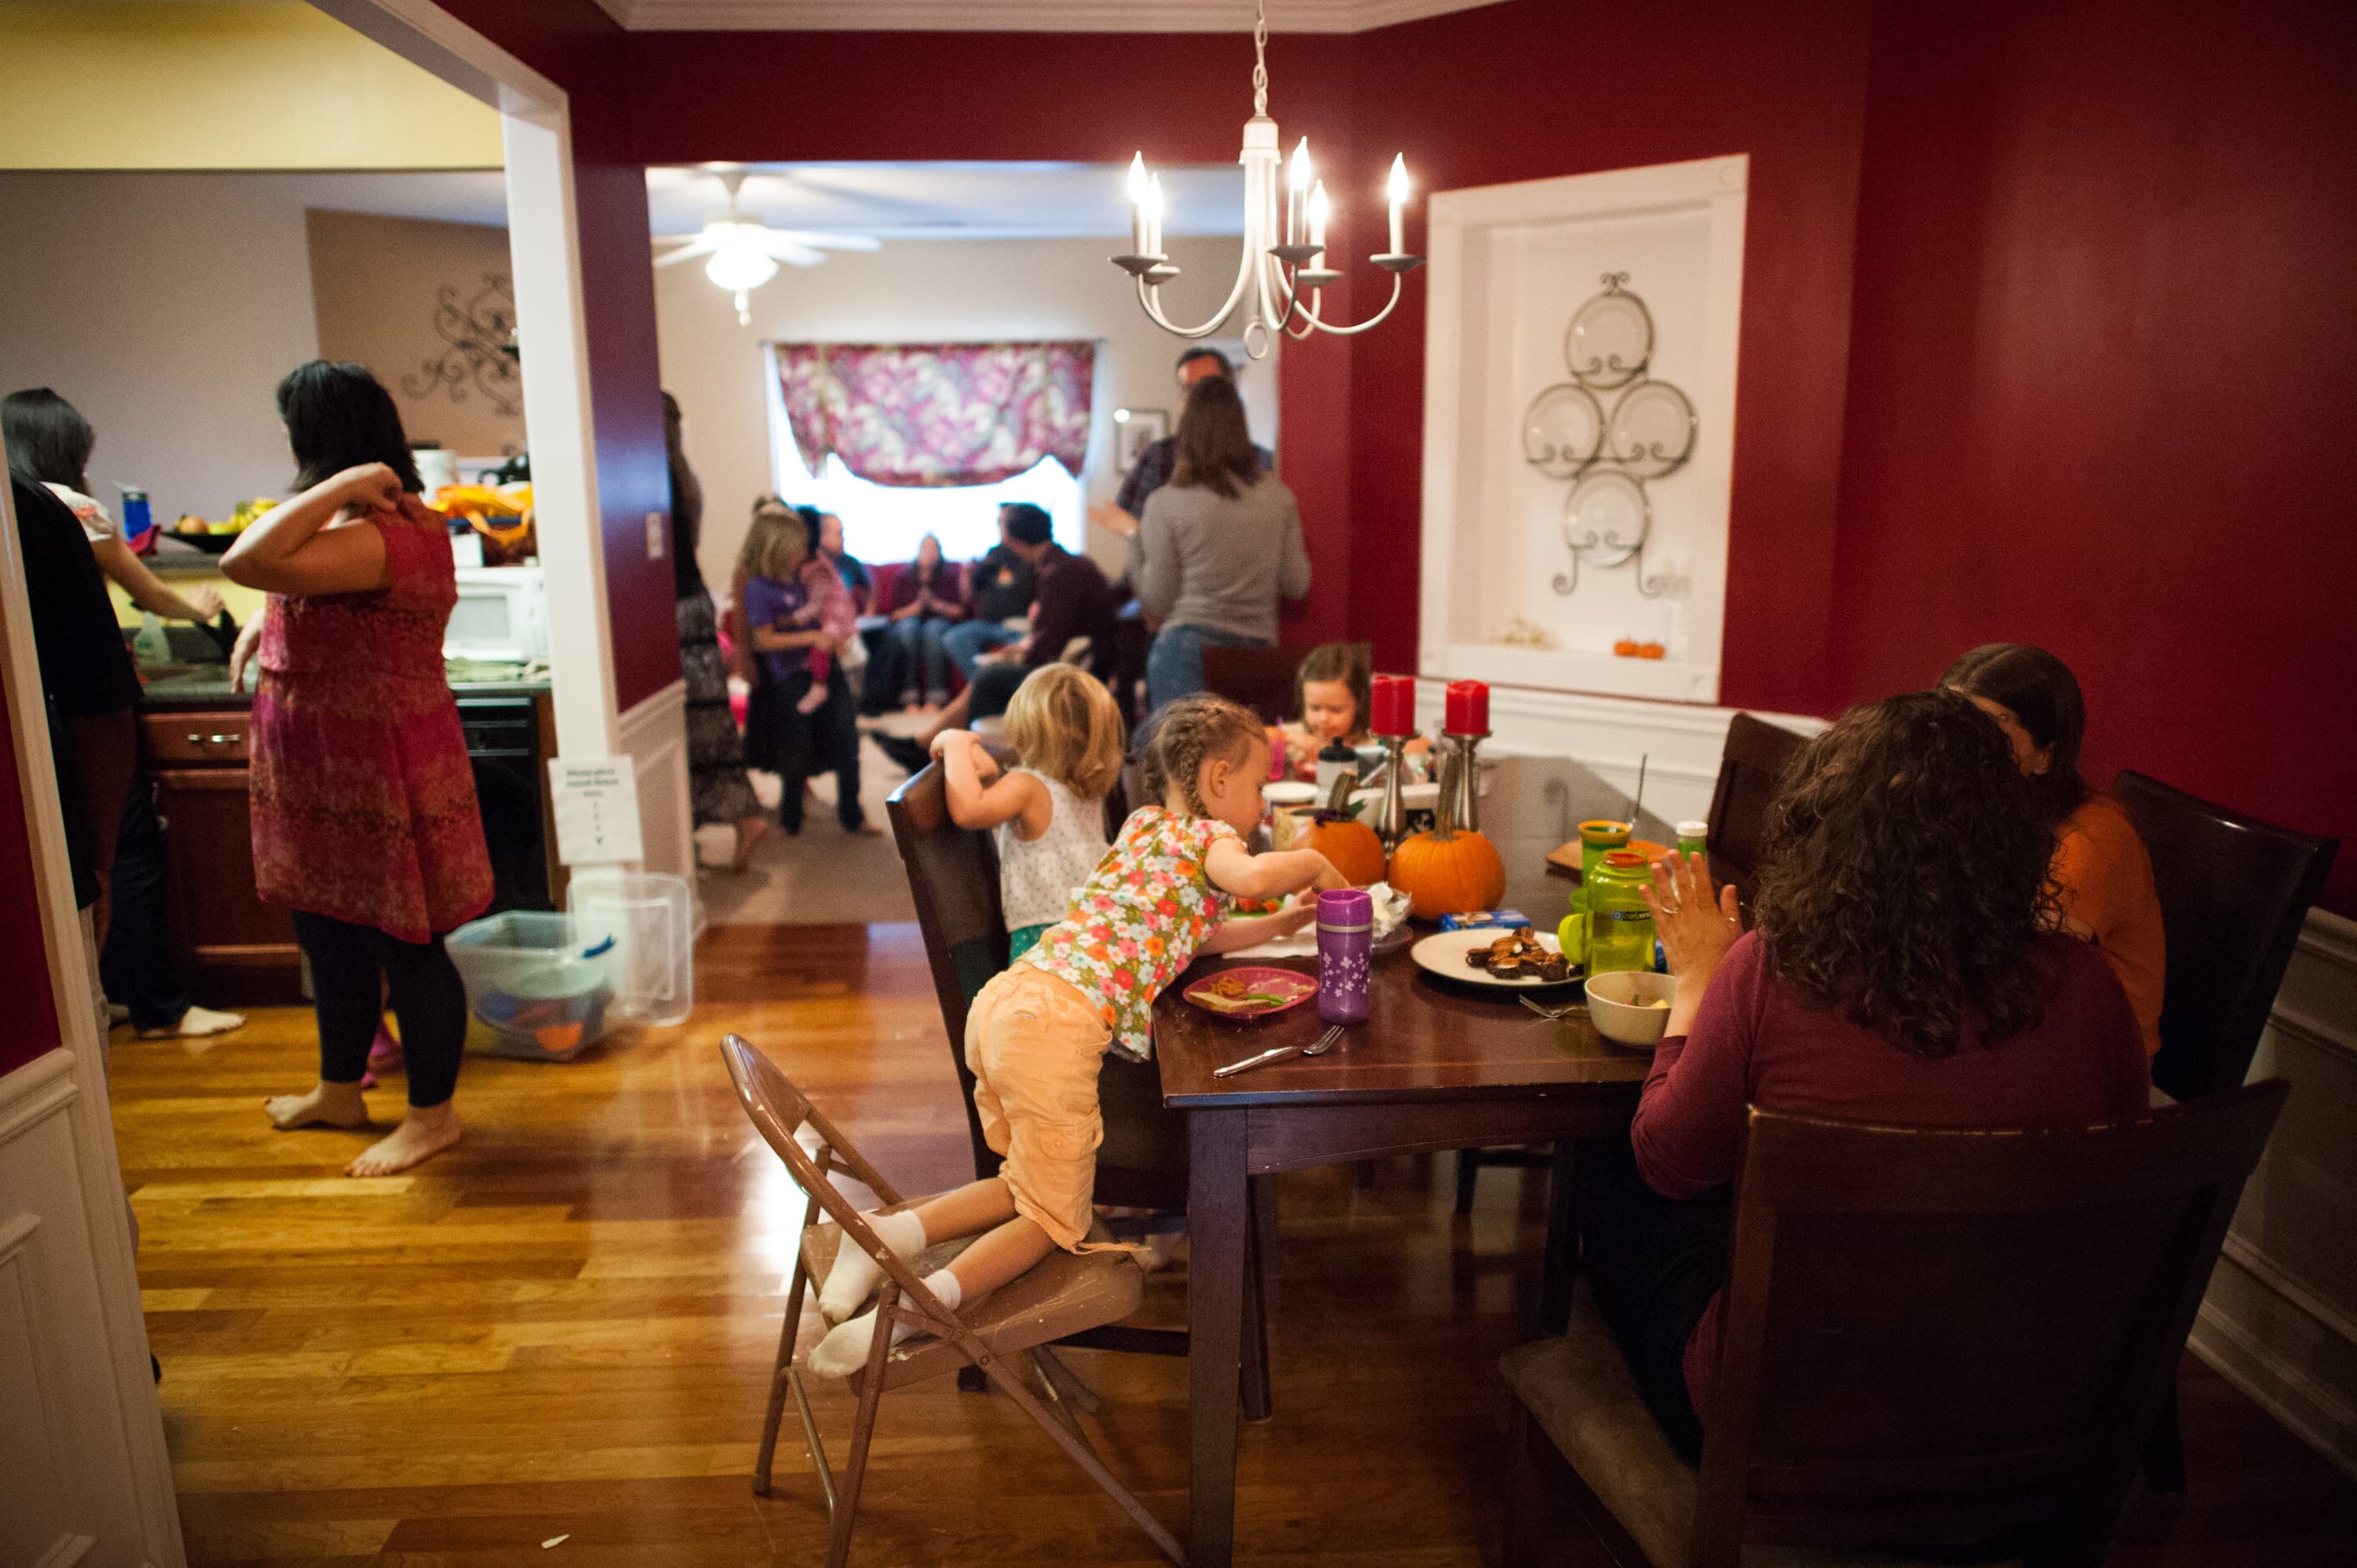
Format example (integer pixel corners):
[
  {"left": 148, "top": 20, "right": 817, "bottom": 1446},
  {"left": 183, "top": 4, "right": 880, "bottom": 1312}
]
[
  {"left": 719, "top": 1032, "right": 1186, "bottom": 1568},
  {"left": 1198, "top": 641, "right": 1369, "bottom": 725},
  {"left": 1703, "top": 712, "right": 1811, "bottom": 921}
]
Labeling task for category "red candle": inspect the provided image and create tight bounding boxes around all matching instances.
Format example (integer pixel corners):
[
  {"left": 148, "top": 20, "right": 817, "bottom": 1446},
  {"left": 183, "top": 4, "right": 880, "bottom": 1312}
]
[
  {"left": 1445, "top": 680, "right": 1489, "bottom": 736},
  {"left": 1369, "top": 673, "right": 1415, "bottom": 736}
]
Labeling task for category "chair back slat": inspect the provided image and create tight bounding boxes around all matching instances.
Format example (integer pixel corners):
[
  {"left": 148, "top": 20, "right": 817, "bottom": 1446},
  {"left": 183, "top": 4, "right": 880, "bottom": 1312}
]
[
  {"left": 1198, "top": 642, "right": 1369, "bottom": 727},
  {"left": 1694, "top": 1083, "right": 2289, "bottom": 1559},
  {"left": 885, "top": 762, "right": 1010, "bottom": 1183},
  {"left": 2110, "top": 769, "right": 2337, "bottom": 1102},
  {"left": 1703, "top": 713, "right": 1810, "bottom": 914}
]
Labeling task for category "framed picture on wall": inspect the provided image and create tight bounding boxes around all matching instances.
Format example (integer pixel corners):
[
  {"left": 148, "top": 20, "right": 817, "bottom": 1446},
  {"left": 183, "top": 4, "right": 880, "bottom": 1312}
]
[{"left": 1115, "top": 408, "right": 1168, "bottom": 471}]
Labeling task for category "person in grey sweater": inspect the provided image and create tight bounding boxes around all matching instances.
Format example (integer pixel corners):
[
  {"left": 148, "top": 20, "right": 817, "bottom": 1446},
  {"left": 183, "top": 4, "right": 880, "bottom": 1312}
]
[{"left": 1119, "top": 375, "right": 1311, "bottom": 713}]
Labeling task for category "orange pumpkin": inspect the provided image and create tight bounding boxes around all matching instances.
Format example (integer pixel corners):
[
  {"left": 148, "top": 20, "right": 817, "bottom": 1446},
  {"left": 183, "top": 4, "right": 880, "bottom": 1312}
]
[
  {"left": 1298, "top": 771, "right": 1388, "bottom": 887},
  {"left": 1387, "top": 749, "right": 1505, "bottom": 918}
]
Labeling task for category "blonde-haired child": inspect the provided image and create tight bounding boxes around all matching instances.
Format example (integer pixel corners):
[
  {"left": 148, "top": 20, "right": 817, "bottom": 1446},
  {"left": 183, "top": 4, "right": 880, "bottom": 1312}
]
[
  {"left": 932, "top": 665, "right": 1125, "bottom": 961},
  {"left": 809, "top": 694, "right": 1341, "bottom": 1372}
]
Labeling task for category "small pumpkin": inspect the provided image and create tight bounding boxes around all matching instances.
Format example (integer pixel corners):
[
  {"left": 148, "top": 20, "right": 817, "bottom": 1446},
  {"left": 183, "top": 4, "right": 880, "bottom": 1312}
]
[
  {"left": 1297, "top": 771, "right": 1388, "bottom": 887},
  {"left": 1387, "top": 749, "right": 1505, "bottom": 918}
]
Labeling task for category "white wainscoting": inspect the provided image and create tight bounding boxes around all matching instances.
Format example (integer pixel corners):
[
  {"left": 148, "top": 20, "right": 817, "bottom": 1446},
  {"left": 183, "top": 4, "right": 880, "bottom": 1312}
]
[
  {"left": 616, "top": 678, "right": 694, "bottom": 899},
  {"left": 2188, "top": 906, "right": 2357, "bottom": 1479},
  {"left": 0, "top": 1048, "right": 179, "bottom": 1568},
  {"left": 1409, "top": 680, "right": 1824, "bottom": 831}
]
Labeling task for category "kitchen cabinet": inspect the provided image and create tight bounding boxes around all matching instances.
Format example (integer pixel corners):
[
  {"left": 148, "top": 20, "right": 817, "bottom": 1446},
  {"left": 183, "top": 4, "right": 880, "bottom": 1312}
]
[{"left": 145, "top": 709, "right": 302, "bottom": 1001}]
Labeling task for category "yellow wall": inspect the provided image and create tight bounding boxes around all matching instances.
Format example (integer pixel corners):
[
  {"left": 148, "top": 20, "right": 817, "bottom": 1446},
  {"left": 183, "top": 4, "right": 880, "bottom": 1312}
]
[{"left": 0, "top": 3, "right": 504, "bottom": 170}]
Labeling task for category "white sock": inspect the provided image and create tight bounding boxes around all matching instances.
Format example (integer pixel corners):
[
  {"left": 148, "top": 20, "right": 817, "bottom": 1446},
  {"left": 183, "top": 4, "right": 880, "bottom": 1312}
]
[
  {"left": 808, "top": 1267, "right": 962, "bottom": 1377},
  {"left": 816, "top": 1207, "right": 927, "bottom": 1324}
]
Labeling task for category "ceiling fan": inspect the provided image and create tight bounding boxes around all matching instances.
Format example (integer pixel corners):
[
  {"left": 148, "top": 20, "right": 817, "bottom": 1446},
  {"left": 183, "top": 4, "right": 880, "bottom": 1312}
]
[{"left": 654, "top": 169, "right": 880, "bottom": 324}]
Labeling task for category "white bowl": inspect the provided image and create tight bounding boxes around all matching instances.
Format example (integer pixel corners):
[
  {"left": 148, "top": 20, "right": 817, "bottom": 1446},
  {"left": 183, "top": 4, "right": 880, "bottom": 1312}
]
[{"left": 1584, "top": 969, "right": 1678, "bottom": 1047}]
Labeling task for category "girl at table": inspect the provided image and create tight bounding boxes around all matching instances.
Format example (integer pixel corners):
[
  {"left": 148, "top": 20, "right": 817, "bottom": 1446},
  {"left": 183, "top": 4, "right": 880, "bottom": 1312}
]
[
  {"left": 808, "top": 694, "right": 1342, "bottom": 1373},
  {"left": 930, "top": 664, "right": 1124, "bottom": 962},
  {"left": 1942, "top": 643, "right": 2167, "bottom": 1057},
  {"left": 1580, "top": 691, "right": 2149, "bottom": 1461},
  {"left": 1277, "top": 641, "right": 1429, "bottom": 777}
]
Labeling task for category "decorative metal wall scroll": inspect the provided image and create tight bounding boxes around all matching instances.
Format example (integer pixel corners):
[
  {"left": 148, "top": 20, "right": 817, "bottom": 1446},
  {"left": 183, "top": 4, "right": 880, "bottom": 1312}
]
[
  {"left": 404, "top": 272, "right": 522, "bottom": 418},
  {"left": 1520, "top": 273, "right": 1696, "bottom": 596}
]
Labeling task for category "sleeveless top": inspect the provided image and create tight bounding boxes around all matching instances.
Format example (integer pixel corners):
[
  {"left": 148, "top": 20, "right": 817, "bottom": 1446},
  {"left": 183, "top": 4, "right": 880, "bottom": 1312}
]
[
  {"left": 996, "top": 770, "right": 1109, "bottom": 932},
  {"left": 248, "top": 499, "right": 491, "bottom": 943}
]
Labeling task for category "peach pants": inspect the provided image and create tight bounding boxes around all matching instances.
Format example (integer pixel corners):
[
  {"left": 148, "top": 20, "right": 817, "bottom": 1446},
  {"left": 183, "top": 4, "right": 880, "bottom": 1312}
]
[{"left": 962, "top": 964, "right": 1113, "bottom": 1251}]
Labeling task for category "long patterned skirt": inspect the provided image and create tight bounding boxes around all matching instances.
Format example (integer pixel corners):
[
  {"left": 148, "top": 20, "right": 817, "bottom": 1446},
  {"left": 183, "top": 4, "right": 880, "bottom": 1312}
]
[{"left": 678, "top": 590, "right": 762, "bottom": 828}]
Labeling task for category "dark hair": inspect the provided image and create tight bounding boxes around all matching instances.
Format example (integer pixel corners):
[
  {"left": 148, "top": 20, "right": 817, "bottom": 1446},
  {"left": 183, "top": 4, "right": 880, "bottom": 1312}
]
[
  {"left": 792, "top": 503, "right": 824, "bottom": 555},
  {"left": 1754, "top": 690, "right": 2059, "bottom": 1058},
  {"left": 1001, "top": 502, "right": 1053, "bottom": 546},
  {"left": 2, "top": 387, "right": 95, "bottom": 493},
  {"left": 276, "top": 361, "right": 423, "bottom": 493},
  {"left": 1177, "top": 346, "right": 1234, "bottom": 379},
  {"left": 1939, "top": 643, "right": 2088, "bottom": 829},
  {"left": 1295, "top": 642, "right": 1369, "bottom": 738},
  {"left": 1171, "top": 376, "right": 1260, "bottom": 500},
  {"left": 1142, "top": 694, "right": 1266, "bottom": 815},
  {"left": 661, "top": 390, "right": 700, "bottom": 559}
]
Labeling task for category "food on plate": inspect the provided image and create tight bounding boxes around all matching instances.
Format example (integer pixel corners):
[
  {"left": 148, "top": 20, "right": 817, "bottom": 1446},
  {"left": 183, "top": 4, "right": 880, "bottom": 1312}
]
[{"left": 1462, "top": 925, "right": 1571, "bottom": 981}]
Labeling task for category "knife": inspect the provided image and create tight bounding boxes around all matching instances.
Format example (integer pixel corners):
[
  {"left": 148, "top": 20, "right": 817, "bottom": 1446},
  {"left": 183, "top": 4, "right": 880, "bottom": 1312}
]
[{"left": 1213, "top": 1043, "right": 1302, "bottom": 1079}]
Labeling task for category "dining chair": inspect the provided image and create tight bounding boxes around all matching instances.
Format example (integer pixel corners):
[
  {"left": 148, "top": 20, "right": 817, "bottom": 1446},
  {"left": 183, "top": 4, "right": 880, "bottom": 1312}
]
[
  {"left": 1198, "top": 641, "right": 1369, "bottom": 725},
  {"left": 717, "top": 1034, "right": 1184, "bottom": 1568},
  {"left": 1497, "top": 1083, "right": 2288, "bottom": 1568},
  {"left": 2110, "top": 769, "right": 2338, "bottom": 1105},
  {"left": 1703, "top": 713, "right": 1811, "bottom": 918},
  {"left": 884, "top": 760, "right": 1277, "bottom": 1413}
]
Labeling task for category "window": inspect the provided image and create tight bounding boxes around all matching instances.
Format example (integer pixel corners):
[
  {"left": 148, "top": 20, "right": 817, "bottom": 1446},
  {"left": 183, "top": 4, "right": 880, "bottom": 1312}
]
[{"left": 764, "top": 346, "right": 1085, "bottom": 566}]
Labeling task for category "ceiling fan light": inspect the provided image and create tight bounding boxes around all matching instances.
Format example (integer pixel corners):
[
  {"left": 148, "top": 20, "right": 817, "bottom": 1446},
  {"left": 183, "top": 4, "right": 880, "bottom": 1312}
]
[{"left": 706, "top": 241, "right": 779, "bottom": 293}]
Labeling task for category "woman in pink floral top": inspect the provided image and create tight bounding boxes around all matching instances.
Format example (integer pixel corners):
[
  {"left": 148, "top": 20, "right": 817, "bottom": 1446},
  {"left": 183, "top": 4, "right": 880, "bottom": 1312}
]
[
  {"left": 224, "top": 361, "right": 491, "bottom": 1178},
  {"left": 805, "top": 695, "right": 1343, "bottom": 1375}
]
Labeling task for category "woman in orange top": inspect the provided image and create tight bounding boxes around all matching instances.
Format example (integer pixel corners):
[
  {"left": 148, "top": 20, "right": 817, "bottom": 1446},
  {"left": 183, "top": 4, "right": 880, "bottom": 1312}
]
[{"left": 1943, "top": 644, "right": 2166, "bottom": 1054}]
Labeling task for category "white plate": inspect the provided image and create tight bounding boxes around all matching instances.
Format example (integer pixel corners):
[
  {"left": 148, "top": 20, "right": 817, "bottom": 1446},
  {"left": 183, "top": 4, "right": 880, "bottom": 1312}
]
[{"left": 1409, "top": 928, "right": 1582, "bottom": 989}]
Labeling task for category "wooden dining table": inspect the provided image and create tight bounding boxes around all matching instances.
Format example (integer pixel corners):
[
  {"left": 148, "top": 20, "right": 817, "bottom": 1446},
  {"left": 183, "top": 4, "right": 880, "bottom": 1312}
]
[{"left": 1153, "top": 755, "right": 1675, "bottom": 1567}]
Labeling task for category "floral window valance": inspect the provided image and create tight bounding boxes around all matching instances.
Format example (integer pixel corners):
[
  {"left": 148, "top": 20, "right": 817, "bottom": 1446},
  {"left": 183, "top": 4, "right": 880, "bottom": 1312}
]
[{"left": 775, "top": 339, "right": 1096, "bottom": 489}]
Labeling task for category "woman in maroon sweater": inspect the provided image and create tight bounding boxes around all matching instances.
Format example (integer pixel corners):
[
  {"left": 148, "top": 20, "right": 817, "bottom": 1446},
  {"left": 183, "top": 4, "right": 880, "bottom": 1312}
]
[{"left": 1580, "top": 691, "right": 2150, "bottom": 1462}]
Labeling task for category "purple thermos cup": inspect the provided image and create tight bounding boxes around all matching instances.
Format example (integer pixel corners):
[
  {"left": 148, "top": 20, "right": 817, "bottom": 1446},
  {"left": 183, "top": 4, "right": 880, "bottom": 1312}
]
[{"left": 1317, "top": 888, "right": 1373, "bottom": 1025}]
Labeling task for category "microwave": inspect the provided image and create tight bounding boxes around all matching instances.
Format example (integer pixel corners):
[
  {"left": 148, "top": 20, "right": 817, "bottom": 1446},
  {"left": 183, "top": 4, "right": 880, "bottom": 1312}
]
[{"left": 447, "top": 566, "right": 551, "bottom": 664}]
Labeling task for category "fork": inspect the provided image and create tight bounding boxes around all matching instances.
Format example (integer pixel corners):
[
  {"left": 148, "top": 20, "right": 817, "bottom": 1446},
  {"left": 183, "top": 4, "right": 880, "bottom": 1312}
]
[
  {"left": 1214, "top": 1024, "right": 1343, "bottom": 1078},
  {"left": 1519, "top": 995, "right": 1586, "bottom": 1022}
]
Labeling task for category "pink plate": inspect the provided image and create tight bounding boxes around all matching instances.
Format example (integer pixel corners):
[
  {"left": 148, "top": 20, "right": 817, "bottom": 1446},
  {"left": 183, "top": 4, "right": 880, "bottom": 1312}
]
[{"left": 1182, "top": 966, "right": 1319, "bottom": 1019}]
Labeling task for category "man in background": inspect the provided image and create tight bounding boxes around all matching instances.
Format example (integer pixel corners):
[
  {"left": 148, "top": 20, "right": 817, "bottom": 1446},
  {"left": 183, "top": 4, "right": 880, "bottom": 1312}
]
[
  {"left": 1089, "top": 346, "right": 1274, "bottom": 537},
  {"left": 940, "top": 502, "right": 1038, "bottom": 678}
]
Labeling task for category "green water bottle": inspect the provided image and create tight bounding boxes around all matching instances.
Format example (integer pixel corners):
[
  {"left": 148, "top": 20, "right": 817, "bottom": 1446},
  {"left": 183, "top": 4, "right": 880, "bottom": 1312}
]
[{"left": 1588, "top": 851, "right": 1657, "bottom": 976}]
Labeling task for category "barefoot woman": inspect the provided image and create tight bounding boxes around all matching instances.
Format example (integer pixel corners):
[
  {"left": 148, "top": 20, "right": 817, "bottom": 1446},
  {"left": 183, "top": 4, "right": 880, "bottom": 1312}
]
[{"left": 224, "top": 361, "right": 493, "bottom": 1177}]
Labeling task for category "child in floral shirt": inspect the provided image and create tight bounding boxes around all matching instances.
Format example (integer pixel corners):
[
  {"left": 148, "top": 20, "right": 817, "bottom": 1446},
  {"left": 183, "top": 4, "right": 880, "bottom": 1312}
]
[{"left": 809, "top": 695, "right": 1340, "bottom": 1373}]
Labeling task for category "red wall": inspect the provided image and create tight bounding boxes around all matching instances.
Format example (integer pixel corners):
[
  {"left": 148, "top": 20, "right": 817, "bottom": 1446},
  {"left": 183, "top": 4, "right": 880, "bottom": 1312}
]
[
  {"left": 431, "top": 1, "right": 680, "bottom": 712},
  {"left": 1827, "top": 0, "right": 2357, "bottom": 911},
  {"left": 0, "top": 694, "right": 64, "bottom": 1081}
]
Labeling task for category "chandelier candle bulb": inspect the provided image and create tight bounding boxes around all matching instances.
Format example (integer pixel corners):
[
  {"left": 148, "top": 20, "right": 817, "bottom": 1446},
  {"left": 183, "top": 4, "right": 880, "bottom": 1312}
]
[
  {"left": 1145, "top": 173, "right": 1168, "bottom": 257},
  {"left": 1288, "top": 137, "right": 1311, "bottom": 247},
  {"left": 1387, "top": 155, "right": 1409, "bottom": 256},
  {"left": 1307, "top": 180, "right": 1329, "bottom": 257},
  {"left": 1127, "top": 153, "right": 1149, "bottom": 253}
]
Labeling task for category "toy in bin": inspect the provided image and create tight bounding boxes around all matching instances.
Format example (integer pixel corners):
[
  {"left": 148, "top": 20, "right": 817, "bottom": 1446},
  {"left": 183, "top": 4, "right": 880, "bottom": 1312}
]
[{"left": 447, "top": 911, "right": 616, "bottom": 1061}]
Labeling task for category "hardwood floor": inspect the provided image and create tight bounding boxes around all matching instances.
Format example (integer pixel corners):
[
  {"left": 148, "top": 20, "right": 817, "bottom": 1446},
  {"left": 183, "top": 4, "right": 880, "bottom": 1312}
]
[{"left": 109, "top": 922, "right": 2357, "bottom": 1566}]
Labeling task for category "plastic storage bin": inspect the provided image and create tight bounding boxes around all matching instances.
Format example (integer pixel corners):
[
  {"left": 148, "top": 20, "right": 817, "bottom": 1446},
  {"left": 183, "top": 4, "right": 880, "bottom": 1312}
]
[
  {"left": 448, "top": 910, "right": 615, "bottom": 1061},
  {"left": 568, "top": 870, "right": 695, "bottom": 1028}
]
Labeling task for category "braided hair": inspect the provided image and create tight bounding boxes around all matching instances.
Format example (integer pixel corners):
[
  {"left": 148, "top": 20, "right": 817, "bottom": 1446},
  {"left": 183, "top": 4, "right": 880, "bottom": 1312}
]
[{"left": 1142, "top": 695, "right": 1266, "bottom": 816}]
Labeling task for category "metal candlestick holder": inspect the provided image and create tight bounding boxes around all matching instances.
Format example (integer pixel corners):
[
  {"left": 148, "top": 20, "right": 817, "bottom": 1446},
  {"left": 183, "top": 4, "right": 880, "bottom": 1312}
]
[
  {"left": 1373, "top": 734, "right": 1411, "bottom": 849},
  {"left": 1445, "top": 731, "right": 1489, "bottom": 833}
]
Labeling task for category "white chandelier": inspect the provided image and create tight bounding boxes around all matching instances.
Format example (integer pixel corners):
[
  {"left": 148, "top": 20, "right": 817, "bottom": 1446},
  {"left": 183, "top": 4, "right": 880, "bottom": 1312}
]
[{"left": 1113, "top": 0, "right": 1422, "bottom": 360}]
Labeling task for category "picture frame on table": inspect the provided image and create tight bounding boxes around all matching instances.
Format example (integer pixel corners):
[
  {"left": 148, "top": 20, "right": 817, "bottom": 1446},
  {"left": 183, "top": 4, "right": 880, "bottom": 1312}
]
[{"left": 1115, "top": 407, "right": 1169, "bottom": 471}]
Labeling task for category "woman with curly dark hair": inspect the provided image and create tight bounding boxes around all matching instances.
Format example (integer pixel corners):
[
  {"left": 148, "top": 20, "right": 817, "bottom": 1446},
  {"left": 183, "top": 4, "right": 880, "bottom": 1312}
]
[{"left": 1578, "top": 690, "right": 2150, "bottom": 1463}]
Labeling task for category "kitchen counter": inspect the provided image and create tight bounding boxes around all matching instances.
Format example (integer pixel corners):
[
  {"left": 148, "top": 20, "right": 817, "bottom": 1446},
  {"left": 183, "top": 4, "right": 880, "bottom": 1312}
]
[{"left": 137, "top": 664, "right": 552, "bottom": 707}]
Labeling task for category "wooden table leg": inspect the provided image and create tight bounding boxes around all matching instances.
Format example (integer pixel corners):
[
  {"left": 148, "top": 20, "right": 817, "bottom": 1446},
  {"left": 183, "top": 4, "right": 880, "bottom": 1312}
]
[
  {"left": 1187, "top": 1108, "right": 1249, "bottom": 1568},
  {"left": 1540, "top": 1141, "right": 1579, "bottom": 1335}
]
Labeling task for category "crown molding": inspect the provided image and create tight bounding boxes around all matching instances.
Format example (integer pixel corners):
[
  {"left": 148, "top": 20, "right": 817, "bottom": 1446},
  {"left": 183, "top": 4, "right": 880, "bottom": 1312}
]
[{"left": 586, "top": 0, "right": 1502, "bottom": 33}]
